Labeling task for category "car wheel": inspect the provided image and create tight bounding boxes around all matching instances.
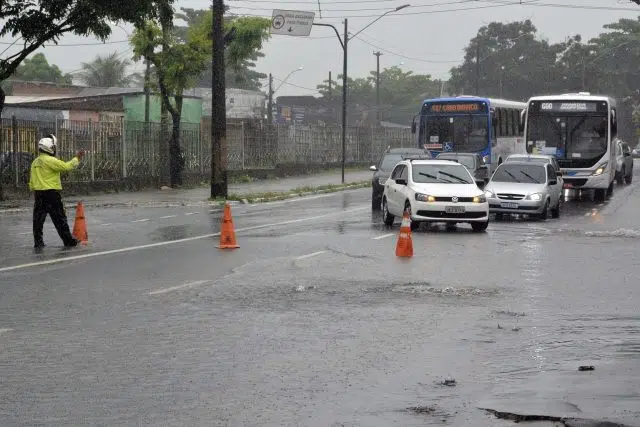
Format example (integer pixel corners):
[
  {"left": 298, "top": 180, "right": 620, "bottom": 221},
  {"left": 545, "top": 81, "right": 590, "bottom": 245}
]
[
  {"left": 607, "top": 182, "right": 614, "bottom": 197},
  {"left": 471, "top": 221, "right": 488, "bottom": 232},
  {"left": 382, "top": 198, "right": 394, "bottom": 226},
  {"left": 551, "top": 199, "right": 560, "bottom": 219},
  {"left": 404, "top": 201, "right": 420, "bottom": 231},
  {"left": 538, "top": 199, "right": 550, "bottom": 221},
  {"left": 371, "top": 191, "right": 382, "bottom": 210},
  {"left": 626, "top": 171, "right": 633, "bottom": 184},
  {"left": 617, "top": 169, "right": 625, "bottom": 185}
]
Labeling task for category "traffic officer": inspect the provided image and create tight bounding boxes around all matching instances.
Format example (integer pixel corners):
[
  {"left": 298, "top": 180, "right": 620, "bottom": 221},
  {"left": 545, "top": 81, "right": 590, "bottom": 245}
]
[{"left": 28, "top": 134, "right": 85, "bottom": 249}]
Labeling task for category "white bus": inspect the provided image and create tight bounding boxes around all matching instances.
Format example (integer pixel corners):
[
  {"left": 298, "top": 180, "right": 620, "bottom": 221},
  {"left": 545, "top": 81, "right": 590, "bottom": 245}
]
[
  {"left": 411, "top": 96, "right": 527, "bottom": 172},
  {"left": 522, "top": 92, "right": 618, "bottom": 201}
]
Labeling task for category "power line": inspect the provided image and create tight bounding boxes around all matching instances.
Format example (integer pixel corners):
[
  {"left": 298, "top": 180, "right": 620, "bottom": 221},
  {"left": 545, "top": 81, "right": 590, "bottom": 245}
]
[
  {"left": 271, "top": 76, "right": 321, "bottom": 92},
  {"left": 231, "top": 0, "right": 476, "bottom": 13},
  {"left": 228, "top": 0, "right": 640, "bottom": 18},
  {"left": 0, "top": 39, "right": 129, "bottom": 47},
  {"left": 353, "top": 34, "right": 462, "bottom": 64}
]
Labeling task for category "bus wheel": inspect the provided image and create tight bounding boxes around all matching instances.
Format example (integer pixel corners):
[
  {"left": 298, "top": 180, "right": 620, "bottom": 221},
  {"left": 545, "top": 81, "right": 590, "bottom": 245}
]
[
  {"left": 594, "top": 188, "right": 606, "bottom": 202},
  {"left": 607, "top": 182, "right": 614, "bottom": 197}
]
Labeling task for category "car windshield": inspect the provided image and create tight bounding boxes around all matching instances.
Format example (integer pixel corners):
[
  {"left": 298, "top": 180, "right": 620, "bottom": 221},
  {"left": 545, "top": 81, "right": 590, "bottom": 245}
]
[
  {"left": 411, "top": 164, "right": 474, "bottom": 184},
  {"left": 421, "top": 114, "right": 488, "bottom": 152},
  {"left": 436, "top": 155, "right": 476, "bottom": 170},
  {"left": 492, "top": 164, "right": 547, "bottom": 184},
  {"left": 527, "top": 113, "right": 608, "bottom": 160},
  {"left": 380, "top": 152, "right": 426, "bottom": 171}
]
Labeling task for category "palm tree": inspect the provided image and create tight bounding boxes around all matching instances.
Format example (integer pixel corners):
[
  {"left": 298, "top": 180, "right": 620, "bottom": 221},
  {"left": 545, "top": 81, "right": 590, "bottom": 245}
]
[{"left": 77, "top": 51, "right": 136, "bottom": 87}]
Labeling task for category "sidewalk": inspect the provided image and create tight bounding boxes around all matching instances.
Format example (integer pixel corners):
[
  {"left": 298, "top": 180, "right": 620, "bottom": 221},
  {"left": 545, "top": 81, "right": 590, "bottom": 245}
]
[{"left": 0, "top": 170, "right": 373, "bottom": 210}]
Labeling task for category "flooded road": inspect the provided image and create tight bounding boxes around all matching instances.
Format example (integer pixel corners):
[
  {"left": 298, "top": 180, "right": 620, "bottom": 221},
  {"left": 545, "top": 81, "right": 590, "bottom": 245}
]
[{"left": 0, "top": 169, "right": 639, "bottom": 426}]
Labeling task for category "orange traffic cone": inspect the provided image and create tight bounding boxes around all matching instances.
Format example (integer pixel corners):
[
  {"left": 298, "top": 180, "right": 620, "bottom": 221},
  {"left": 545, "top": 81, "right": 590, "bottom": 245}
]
[
  {"left": 217, "top": 202, "right": 240, "bottom": 249},
  {"left": 72, "top": 201, "right": 88, "bottom": 245},
  {"left": 395, "top": 210, "right": 413, "bottom": 257}
]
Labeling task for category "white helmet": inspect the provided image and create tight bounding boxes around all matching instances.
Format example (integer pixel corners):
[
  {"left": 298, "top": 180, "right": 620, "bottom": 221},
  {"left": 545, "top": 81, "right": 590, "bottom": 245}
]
[{"left": 38, "top": 134, "right": 57, "bottom": 155}]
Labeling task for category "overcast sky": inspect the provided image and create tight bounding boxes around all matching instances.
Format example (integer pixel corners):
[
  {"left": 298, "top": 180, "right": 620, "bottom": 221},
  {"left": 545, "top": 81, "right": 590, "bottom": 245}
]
[{"left": 2, "top": 0, "right": 639, "bottom": 98}]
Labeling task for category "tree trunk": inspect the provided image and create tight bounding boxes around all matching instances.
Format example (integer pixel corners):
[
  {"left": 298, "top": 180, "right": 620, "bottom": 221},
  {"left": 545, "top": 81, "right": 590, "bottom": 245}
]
[
  {"left": 0, "top": 86, "right": 5, "bottom": 201},
  {"left": 159, "top": 101, "right": 170, "bottom": 186},
  {"left": 169, "top": 95, "right": 184, "bottom": 187}
]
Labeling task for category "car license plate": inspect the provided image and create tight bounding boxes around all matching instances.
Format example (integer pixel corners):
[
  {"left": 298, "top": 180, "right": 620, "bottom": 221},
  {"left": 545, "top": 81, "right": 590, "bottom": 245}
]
[
  {"left": 445, "top": 206, "right": 465, "bottom": 214},
  {"left": 500, "top": 202, "right": 518, "bottom": 209},
  {"left": 563, "top": 183, "right": 573, "bottom": 189}
]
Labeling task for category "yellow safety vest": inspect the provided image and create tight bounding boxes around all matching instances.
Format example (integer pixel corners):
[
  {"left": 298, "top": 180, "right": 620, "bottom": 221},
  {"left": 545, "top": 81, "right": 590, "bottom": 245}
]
[{"left": 28, "top": 153, "right": 79, "bottom": 191}]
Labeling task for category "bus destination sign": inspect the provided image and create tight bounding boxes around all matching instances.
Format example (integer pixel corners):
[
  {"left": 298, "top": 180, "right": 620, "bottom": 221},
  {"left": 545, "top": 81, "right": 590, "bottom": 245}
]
[
  {"left": 425, "top": 101, "right": 486, "bottom": 114},
  {"left": 533, "top": 100, "right": 605, "bottom": 113}
]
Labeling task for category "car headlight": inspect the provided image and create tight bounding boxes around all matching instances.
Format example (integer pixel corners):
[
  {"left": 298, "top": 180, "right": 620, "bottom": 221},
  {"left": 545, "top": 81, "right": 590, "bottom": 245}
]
[
  {"left": 484, "top": 190, "right": 495, "bottom": 198},
  {"left": 592, "top": 162, "right": 608, "bottom": 176},
  {"left": 473, "top": 194, "right": 487, "bottom": 203},
  {"left": 415, "top": 193, "right": 435, "bottom": 202},
  {"left": 482, "top": 155, "right": 490, "bottom": 164},
  {"left": 525, "top": 192, "right": 542, "bottom": 201}
]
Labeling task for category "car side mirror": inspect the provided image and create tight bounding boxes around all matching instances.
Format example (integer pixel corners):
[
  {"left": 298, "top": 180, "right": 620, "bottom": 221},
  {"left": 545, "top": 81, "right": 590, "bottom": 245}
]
[
  {"left": 395, "top": 178, "right": 407, "bottom": 186},
  {"left": 548, "top": 179, "right": 557, "bottom": 186},
  {"left": 369, "top": 165, "right": 377, "bottom": 171},
  {"left": 624, "top": 152, "right": 631, "bottom": 157}
]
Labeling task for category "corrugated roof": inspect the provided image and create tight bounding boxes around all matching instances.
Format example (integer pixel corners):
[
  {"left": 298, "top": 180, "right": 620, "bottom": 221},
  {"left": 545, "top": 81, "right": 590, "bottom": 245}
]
[{"left": 5, "top": 95, "right": 68, "bottom": 104}]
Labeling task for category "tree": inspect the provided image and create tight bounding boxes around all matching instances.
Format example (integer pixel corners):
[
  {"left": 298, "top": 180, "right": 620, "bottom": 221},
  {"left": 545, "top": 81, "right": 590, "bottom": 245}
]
[
  {"left": 131, "top": 7, "right": 270, "bottom": 186},
  {"left": 175, "top": 8, "right": 270, "bottom": 90},
  {"left": 77, "top": 51, "right": 137, "bottom": 87},
  {"left": 0, "top": 0, "right": 171, "bottom": 201},
  {"left": 11, "top": 53, "right": 72, "bottom": 85},
  {"left": 448, "top": 20, "right": 564, "bottom": 101},
  {"left": 316, "top": 66, "right": 442, "bottom": 125}
]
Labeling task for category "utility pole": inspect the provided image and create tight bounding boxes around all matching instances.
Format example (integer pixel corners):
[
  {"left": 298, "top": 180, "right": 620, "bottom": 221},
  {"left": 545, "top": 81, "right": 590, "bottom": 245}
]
[
  {"left": 267, "top": 73, "right": 273, "bottom": 124},
  {"left": 211, "top": 0, "right": 227, "bottom": 198},
  {"left": 341, "top": 18, "right": 348, "bottom": 184},
  {"left": 475, "top": 41, "right": 480, "bottom": 95},
  {"left": 374, "top": 51, "right": 382, "bottom": 124}
]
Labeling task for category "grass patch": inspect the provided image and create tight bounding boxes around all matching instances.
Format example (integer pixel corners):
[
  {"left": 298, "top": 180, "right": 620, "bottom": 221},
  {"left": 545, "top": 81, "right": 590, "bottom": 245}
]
[{"left": 208, "top": 180, "right": 370, "bottom": 204}]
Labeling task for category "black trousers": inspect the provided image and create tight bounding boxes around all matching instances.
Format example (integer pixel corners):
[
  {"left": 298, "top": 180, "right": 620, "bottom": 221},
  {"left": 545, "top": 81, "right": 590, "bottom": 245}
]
[{"left": 33, "top": 190, "right": 75, "bottom": 246}]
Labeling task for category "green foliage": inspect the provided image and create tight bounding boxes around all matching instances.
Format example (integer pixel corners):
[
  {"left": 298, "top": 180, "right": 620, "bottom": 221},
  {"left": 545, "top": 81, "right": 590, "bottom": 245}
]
[
  {"left": 11, "top": 53, "right": 72, "bottom": 85},
  {"left": 174, "top": 8, "right": 271, "bottom": 90},
  {"left": 0, "top": 0, "right": 169, "bottom": 82},
  {"left": 448, "top": 17, "right": 640, "bottom": 142},
  {"left": 317, "top": 66, "right": 442, "bottom": 124},
  {"left": 78, "top": 51, "right": 137, "bottom": 87}
]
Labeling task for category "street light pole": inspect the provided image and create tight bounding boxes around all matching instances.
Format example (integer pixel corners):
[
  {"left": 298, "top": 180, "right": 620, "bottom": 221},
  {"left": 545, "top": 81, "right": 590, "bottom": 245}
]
[
  {"left": 341, "top": 18, "right": 348, "bottom": 184},
  {"left": 312, "top": 4, "right": 409, "bottom": 184}
]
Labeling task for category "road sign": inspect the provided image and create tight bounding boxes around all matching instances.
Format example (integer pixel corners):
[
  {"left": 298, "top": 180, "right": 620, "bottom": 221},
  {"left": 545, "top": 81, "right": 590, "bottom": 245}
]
[{"left": 271, "top": 9, "right": 315, "bottom": 37}]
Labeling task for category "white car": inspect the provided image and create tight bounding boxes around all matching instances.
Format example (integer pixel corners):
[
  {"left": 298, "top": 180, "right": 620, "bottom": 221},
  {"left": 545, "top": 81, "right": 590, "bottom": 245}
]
[{"left": 381, "top": 159, "right": 490, "bottom": 232}]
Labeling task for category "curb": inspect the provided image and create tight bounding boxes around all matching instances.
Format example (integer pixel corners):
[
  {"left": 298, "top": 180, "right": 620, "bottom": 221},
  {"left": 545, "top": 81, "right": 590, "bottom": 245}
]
[
  {"left": 1, "top": 182, "right": 370, "bottom": 212},
  {"left": 210, "top": 182, "right": 369, "bottom": 206}
]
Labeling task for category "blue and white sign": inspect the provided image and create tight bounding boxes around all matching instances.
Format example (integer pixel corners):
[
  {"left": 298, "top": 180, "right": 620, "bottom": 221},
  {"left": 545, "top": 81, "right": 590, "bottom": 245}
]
[{"left": 444, "top": 142, "right": 454, "bottom": 152}]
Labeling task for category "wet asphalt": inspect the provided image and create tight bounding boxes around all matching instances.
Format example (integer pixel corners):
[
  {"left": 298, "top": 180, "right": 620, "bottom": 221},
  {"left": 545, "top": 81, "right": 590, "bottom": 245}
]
[{"left": 1, "top": 166, "right": 640, "bottom": 426}]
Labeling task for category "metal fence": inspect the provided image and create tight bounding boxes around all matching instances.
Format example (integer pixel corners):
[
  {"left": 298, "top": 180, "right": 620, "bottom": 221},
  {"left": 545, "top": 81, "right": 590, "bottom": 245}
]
[{"left": 0, "top": 116, "right": 415, "bottom": 188}]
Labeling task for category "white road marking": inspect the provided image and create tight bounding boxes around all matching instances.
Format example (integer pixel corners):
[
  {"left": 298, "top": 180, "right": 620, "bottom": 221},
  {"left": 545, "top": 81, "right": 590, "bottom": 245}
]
[
  {"left": 131, "top": 218, "right": 150, "bottom": 223},
  {"left": 295, "top": 251, "right": 327, "bottom": 260},
  {"left": 185, "top": 212, "right": 197, "bottom": 216},
  {"left": 160, "top": 215, "right": 177, "bottom": 219},
  {"left": 148, "top": 280, "right": 209, "bottom": 295},
  {"left": 0, "top": 206, "right": 368, "bottom": 273},
  {"left": 0, "top": 328, "right": 13, "bottom": 335},
  {"left": 100, "top": 223, "right": 112, "bottom": 227},
  {"left": 372, "top": 233, "right": 394, "bottom": 240},
  {"left": 18, "top": 232, "right": 30, "bottom": 235}
]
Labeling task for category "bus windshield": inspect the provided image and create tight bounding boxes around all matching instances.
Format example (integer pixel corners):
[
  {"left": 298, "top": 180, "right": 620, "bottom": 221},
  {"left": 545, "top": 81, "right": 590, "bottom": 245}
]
[
  {"left": 421, "top": 115, "right": 488, "bottom": 152},
  {"left": 527, "top": 114, "right": 608, "bottom": 161}
]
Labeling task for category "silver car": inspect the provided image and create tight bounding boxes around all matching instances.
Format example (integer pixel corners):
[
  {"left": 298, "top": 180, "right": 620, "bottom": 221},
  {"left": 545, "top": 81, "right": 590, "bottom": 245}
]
[{"left": 484, "top": 161, "right": 562, "bottom": 220}]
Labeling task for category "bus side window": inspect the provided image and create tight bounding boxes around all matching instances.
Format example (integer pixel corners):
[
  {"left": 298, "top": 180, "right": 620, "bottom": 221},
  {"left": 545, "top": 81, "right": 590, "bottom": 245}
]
[
  {"left": 499, "top": 108, "right": 507, "bottom": 137},
  {"left": 511, "top": 109, "right": 519, "bottom": 136}
]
